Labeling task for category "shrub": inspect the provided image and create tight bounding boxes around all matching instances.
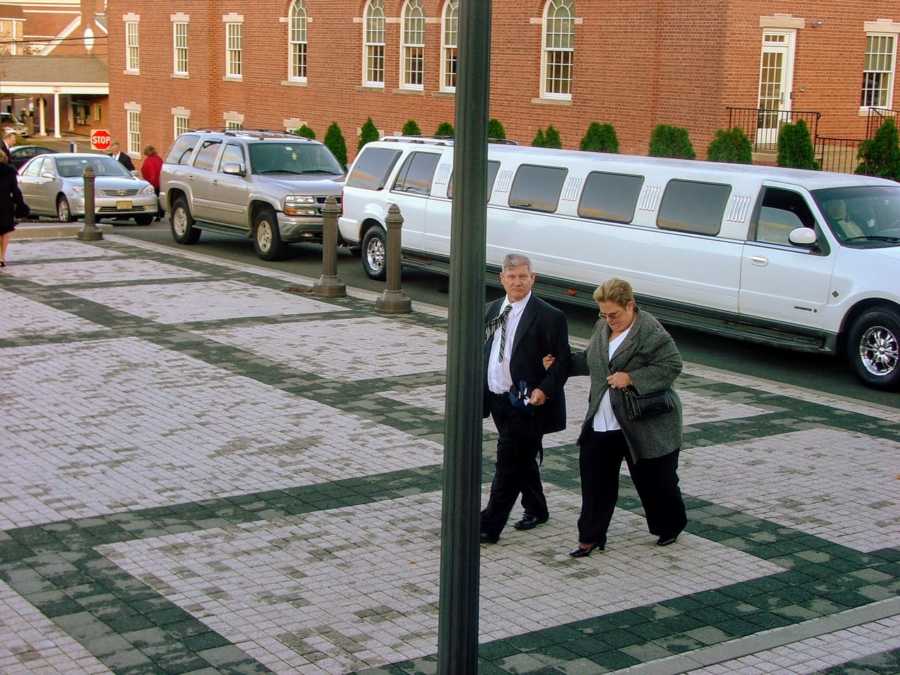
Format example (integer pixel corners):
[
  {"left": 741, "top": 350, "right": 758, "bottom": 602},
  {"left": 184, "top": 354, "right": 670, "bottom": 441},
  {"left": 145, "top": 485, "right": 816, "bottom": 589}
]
[
  {"left": 324, "top": 122, "right": 347, "bottom": 169},
  {"left": 532, "top": 128, "right": 546, "bottom": 147},
  {"left": 435, "top": 121, "right": 455, "bottom": 137},
  {"left": 544, "top": 125, "right": 562, "bottom": 149},
  {"left": 488, "top": 118, "right": 506, "bottom": 140},
  {"left": 856, "top": 118, "right": 900, "bottom": 180},
  {"left": 402, "top": 119, "right": 422, "bottom": 136},
  {"left": 649, "top": 124, "right": 696, "bottom": 159},
  {"left": 292, "top": 124, "right": 315, "bottom": 140},
  {"left": 358, "top": 117, "right": 380, "bottom": 150},
  {"left": 777, "top": 119, "right": 819, "bottom": 170},
  {"left": 706, "top": 127, "right": 752, "bottom": 164},
  {"left": 580, "top": 122, "right": 619, "bottom": 153}
]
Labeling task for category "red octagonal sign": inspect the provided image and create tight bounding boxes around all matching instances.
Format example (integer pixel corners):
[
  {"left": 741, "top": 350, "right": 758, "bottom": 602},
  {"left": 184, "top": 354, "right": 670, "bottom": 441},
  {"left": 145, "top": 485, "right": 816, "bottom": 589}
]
[{"left": 91, "top": 129, "right": 112, "bottom": 152}]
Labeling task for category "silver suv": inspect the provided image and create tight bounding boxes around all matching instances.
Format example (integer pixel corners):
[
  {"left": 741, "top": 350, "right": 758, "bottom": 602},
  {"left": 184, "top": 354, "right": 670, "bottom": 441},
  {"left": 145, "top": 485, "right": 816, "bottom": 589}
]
[{"left": 160, "top": 129, "right": 344, "bottom": 260}]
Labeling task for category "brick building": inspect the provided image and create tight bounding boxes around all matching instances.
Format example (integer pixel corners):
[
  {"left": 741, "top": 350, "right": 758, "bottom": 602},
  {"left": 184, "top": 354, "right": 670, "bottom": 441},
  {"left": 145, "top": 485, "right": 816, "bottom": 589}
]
[{"left": 105, "top": 1, "right": 899, "bottom": 169}]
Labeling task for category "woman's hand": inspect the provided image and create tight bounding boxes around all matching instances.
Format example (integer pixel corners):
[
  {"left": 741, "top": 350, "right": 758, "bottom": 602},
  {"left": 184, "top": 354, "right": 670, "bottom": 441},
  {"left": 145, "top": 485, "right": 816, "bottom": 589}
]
[
  {"left": 607, "top": 371, "right": 632, "bottom": 389},
  {"left": 542, "top": 354, "right": 556, "bottom": 370}
]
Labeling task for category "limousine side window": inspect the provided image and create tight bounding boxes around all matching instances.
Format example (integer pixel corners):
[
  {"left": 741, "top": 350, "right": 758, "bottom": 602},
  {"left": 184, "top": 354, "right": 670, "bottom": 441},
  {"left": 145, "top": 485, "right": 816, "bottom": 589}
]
[
  {"left": 657, "top": 180, "right": 731, "bottom": 235},
  {"left": 509, "top": 164, "right": 568, "bottom": 213},
  {"left": 578, "top": 172, "right": 644, "bottom": 224},
  {"left": 392, "top": 152, "right": 441, "bottom": 195},
  {"left": 754, "top": 188, "right": 816, "bottom": 246},
  {"left": 346, "top": 147, "right": 402, "bottom": 190},
  {"left": 447, "top": 161, "right": 501, "bottom": 199}
]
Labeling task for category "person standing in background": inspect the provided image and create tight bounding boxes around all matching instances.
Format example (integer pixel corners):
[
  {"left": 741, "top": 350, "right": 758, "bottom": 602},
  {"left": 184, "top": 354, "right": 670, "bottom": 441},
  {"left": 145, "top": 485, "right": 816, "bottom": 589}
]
[
  {"left": 110, "top": 142, "right": 135, "bottom": 171},
  {"left": 140, "top": 145, "right": 164, "bottom": 221}
]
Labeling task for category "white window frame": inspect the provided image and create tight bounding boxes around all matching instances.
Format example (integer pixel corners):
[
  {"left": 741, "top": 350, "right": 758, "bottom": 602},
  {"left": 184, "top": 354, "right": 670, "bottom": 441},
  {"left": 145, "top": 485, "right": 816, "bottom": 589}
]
[
  {"left": 861, "top": 32, "right": 897, "bottom": 111},
  {"left": 539, "top": 0, "right": 575, "bottom": 101},
  {"left": 224, "top": 111, "right": 244, "bottom": 130},
  {"left": 400, "top": 0, "right": 425, "bottom": 91},
  {"left": 288, "top": 0, "right": 309, "bottom": 82},
  {"left": 440, "top": 0, "right": 458, "bottom": 92},
  {"left": 173, "top": 21, "right": 188, "bottom": 76},
  {"left": 225, "top": 120, "right": 242, "bottom": 130},
  {"left": 126, "top": 109, "right": 141, "bottom": 156},
  {"left": 225, "top": 22, "right": 243, "bottom": 78},
  {"left": 362, "top": 0, "right": 385, "bottom": 87},
  {"left": 125, "top": 21, "right": 140, "bottom": 73},
  {"left": 173, "top": 113, "right": 189, "bottom": 138}
]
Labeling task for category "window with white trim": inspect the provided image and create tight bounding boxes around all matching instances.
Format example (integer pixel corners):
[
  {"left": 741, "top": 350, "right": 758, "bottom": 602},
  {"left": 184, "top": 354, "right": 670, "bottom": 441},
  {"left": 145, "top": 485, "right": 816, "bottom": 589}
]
[
  {"left": 173, "top": 22, "right": 188, "bottom": 75},
  {"left": 363, "top": 0, "right": 385, "bottom": 86},
  {"left": 861, "top": 34, "right": 896, "bottom": 109},
  {"left": 174, "top": 114, "right": 189, "bottom": 138},
  {"left": 440, "top": 0, "right": 458, "bottom": 91},
  {"left": 541, "top": 0, "right": 575, "bottom": 99},
  {"left": 225, "top": 119, "right": 242, "bottom": 130},
  {"left": 226, "top": 22, "right": 242, "bottom": 77},
  {"left": 127, "top": 110, "right": 141, "bottom": 155},
  {"left": 289, "top": 0, "right": 308, "bottom": 81},
  {"left": 400, "top": 0, "right": 425, "bottom": 89},
  {"left": 125, "top": 21, "right": 139, "bottom": 72}
]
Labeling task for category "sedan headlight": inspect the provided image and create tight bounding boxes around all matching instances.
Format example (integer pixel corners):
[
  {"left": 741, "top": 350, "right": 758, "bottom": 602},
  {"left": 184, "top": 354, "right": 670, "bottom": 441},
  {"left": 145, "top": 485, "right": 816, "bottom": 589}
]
[
  {"left": 140, "top": 183, "right": 156, "bottom": 195},
  {"left": 284, "top": 194, "right": 318, "bottom": 216}
]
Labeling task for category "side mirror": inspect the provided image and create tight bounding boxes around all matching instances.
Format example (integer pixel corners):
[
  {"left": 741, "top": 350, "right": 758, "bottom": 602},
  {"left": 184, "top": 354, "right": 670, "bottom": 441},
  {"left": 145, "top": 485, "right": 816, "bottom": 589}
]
[
  {"left": 222, "top": 162, "right": 245, "bottom": 176},
  {"left": 789, "top": 227, "right": 817, "bottom": 247}
]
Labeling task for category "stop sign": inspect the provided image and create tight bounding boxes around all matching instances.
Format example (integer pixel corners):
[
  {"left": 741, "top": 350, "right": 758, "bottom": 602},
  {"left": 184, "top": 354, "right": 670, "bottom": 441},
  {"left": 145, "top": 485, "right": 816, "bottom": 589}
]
[{"left": 91, "top": 129, "right": 112, "bottom": 152}]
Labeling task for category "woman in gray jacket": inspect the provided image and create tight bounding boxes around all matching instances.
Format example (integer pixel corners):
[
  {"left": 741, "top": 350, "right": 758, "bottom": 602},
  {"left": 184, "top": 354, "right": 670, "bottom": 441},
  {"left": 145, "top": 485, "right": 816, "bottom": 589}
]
[{"left": 549, "top": 278, "right": 687, "bottom": 557}]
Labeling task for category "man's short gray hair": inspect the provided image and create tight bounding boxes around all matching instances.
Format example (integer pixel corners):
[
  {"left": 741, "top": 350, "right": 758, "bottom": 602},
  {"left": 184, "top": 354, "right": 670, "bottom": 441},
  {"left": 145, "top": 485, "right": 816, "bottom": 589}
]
[{"left": 501, "top": 253, "right": 532, "bottom": 272}]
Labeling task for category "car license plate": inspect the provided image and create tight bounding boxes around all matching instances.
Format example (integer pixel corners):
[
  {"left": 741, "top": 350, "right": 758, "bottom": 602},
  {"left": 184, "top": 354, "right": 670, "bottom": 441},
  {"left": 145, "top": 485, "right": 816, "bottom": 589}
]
[{"left": 116, "top": 200, "right": 132, "bottom": 210}]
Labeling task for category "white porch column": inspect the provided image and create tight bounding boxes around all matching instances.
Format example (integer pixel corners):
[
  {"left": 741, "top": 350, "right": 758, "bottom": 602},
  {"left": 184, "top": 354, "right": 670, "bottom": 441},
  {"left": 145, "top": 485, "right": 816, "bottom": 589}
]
[
  {"left": 38, "top": 97, "right": 46, "bottom": 136},
  {"left": 53, "top": 92, "right": 61, "bottom": 138}
]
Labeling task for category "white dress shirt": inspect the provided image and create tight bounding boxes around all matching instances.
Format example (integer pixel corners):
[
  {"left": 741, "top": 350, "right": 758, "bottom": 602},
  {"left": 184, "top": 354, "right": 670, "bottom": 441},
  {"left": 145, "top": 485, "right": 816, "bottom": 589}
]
[
  {"left": 487, "top": 292, "right": 531, "bottom": 395},
  {"left": 592, "top": 326, "right": 632, "bottom": 431}
]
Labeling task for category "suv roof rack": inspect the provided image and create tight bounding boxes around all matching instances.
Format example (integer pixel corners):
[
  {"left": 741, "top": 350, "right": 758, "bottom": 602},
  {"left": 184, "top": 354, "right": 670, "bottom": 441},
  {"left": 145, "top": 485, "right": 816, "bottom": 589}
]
[
  {"left": 185, "top": 128, "right": 312, "bottom": 141},
  {"left": 380, "top": 135, "right": 517, "bottom": 146}
]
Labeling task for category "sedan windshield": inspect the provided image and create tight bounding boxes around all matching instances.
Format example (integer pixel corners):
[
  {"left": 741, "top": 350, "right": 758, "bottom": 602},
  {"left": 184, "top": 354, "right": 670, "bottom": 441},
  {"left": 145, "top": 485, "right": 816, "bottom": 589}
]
[
  {"left": 55, "top": 156, "right": 133, "bottom": 179},
  {"left": 248, "top": 143, "right": 342, "bottom": 176},
  {"left": 812, "top": 185, "right": 900, "bottom": 247}
]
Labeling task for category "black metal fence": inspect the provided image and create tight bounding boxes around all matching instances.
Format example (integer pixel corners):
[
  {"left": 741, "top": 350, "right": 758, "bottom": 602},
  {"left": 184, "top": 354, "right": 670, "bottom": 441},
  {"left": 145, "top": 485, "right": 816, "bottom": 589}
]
[
  {"left": 815, "top": 137, "right": 863, "bottom": 175},
  {"left": 726, "top": 107, "right": 822, "bottom": 152},
  {"left": 865, "top": 107, "right": 898, "bottom": 139}
]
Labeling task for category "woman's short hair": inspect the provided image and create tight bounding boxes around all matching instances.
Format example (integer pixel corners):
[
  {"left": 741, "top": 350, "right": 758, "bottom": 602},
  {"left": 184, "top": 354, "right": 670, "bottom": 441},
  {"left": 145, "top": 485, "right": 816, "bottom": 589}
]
[
  {"left": 592, "top": 278, "right": 635, "bottom": 307},
  {"left": 142, "top": 145, "right": 156, "bottom": 156}
]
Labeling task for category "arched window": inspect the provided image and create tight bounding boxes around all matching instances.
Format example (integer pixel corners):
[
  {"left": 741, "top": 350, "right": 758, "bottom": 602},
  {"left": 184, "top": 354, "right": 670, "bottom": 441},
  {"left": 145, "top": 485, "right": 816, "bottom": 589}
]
[
  {"left": 541, "top": 0, "right": 575, "bottom": 99},
  {"left": 363, "top": 0, "right": 385, "bottom": 86},
  {"left": 401, "top": 0, "right": 425, "bottom": 89},
  {"left": 440, "top": 0, "right": 458, "bottom": 91},
  {"left": 289, "top": 0, "right": 308, "bottom": 81}
]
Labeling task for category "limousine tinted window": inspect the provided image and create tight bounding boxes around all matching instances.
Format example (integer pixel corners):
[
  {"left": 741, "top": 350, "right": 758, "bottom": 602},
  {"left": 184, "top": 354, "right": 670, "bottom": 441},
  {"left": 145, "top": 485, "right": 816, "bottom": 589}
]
[
  {"left": 509, "top": 164, "right": 568, "bottom": 213},
  {"left": 393, "top": 152, "right": 441, "bottom": 195},
  {"left": 578, "top": 172, "right": 644, "bottom": 224},
  {"left": 447, "top": 161, "right": 500, "bottom": 199},
  {"left": 346, "top": 147, "right": 402, "bottom": 190},
  {"left": 657, "top": 180, "right": 731, "bottom": 236}
]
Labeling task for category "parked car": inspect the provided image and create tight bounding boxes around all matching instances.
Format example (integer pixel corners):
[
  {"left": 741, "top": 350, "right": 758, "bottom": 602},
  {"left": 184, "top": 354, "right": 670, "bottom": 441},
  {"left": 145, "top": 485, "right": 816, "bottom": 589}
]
[
  {"left": 17, "top": 153, "right": 158, "bottom": 225},
  {"left": 10, "top": 145, "right": 57, "bottom": 172},
  {"left": 160, "top": 129, "right": 344, "bottom": 260},
  {"left": 339, "top": 137, "right": 900, "bottom": 390},
  {"left": 1, "top": 112, "right": 28, "bottom": 137}
]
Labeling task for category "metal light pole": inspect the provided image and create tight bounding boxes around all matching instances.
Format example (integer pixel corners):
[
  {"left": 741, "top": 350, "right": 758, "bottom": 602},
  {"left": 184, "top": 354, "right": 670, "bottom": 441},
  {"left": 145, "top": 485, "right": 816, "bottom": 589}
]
[{"left": 437, "top": 0, "right": 492, "bottom": 673}]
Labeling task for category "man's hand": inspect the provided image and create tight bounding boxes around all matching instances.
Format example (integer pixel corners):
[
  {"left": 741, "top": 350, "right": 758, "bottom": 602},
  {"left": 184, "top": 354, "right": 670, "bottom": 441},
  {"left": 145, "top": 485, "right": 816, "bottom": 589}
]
[
  {"left": 607, "top": 371, "right": 632, "bottom": 390},
  {"left": 529, "top": 388, "right": 547, "bottom": 406},
  {"left": 542, "top": 354, "right": 556, "bottom": 370}
]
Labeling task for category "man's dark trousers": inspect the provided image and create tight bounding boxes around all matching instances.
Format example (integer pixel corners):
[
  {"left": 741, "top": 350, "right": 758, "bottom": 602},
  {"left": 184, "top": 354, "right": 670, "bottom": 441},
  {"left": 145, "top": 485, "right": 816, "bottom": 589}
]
[{"left": 481, "top": 394, "right": 548, "bottom": 540}]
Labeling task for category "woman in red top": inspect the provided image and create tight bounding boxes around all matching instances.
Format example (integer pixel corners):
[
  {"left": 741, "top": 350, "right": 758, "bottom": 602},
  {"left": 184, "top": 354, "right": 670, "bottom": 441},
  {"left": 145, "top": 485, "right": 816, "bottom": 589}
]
[{"left": 141, "top": 145, "right": 164, "bottom": 221}]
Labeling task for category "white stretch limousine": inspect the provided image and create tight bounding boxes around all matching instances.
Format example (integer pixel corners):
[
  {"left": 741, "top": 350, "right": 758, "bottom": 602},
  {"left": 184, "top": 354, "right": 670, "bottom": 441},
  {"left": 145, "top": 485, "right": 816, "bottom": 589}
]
[{"left": 338, "top": 137, "right": 900, "bottom": 390}]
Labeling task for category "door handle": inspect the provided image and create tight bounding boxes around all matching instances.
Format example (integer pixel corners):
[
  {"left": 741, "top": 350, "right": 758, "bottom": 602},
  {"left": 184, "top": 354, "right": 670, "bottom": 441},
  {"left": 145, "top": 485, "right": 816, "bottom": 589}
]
[{"left": 751, "top": 255, "right": 769, "bottom": 267}]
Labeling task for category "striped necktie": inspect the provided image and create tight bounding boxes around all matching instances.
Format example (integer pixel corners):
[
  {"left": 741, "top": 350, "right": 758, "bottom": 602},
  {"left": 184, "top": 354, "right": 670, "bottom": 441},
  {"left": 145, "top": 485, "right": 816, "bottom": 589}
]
[{"left": 486, "top": 304, "right": 513, "bottom": 362}]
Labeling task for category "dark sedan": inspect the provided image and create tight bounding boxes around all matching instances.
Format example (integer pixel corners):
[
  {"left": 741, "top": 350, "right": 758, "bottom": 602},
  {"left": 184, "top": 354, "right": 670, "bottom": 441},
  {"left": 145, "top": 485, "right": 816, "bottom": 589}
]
[{"left": 11, "top": 145, "right": 58, "bottom": 172}]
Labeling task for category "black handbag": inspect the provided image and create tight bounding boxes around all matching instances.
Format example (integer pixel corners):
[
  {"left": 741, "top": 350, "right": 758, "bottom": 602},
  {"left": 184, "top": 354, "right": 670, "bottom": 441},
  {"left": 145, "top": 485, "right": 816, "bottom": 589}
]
[{"left": 623, "top": 388, "right": 675, "bottom": 421}]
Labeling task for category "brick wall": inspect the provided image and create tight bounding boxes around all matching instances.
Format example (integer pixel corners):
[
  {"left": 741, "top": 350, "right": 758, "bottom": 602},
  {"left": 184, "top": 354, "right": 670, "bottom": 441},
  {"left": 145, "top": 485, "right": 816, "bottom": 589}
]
[{"left": 107, "top": 0, "right": 900, "bottom": 168}]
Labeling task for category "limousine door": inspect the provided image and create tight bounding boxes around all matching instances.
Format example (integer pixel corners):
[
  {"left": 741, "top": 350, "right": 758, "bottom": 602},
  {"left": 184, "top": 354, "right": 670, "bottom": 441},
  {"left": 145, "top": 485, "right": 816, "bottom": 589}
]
[
  {"left": 739, "top": 186, "right": 835, "bottom": 330},
  {"left": 389, "top": 151, "right": 442, "bottom": 253}
]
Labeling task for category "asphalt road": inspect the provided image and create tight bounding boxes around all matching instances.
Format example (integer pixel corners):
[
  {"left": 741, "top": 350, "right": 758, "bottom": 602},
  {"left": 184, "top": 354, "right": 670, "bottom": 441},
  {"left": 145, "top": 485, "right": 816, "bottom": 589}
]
[{"left": 109, "top": 221, "right": 899, "bottom": 408}]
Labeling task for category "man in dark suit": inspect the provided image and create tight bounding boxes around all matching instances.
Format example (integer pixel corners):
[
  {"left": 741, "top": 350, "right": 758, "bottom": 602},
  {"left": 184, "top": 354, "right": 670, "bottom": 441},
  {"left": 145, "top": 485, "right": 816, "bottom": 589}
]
[
  {"left": 480, "top": 253, "right": 570, "bottom": 544},
  {"left": 109, "top": 142, "right": 135, "bottom": 171}
]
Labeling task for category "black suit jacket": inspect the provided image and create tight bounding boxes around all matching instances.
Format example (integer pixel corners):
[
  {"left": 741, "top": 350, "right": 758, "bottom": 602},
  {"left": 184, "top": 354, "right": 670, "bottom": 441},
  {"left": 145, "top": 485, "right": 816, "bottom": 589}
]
[
  {"left": 482, "top": 294, "right": 570, "bottom": 434},
  {"left": 112, "top": 151, "right": 135, "bottom": 171},
  {"left": 0, "top": 163, "right": 28, "bottom": 230}
]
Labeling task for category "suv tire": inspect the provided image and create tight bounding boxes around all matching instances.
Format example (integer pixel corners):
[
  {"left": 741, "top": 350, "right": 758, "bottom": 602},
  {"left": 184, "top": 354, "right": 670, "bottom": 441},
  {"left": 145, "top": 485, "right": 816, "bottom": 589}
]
[
  {"left": 362, "top": 226, "right": 387, "bottom": 280},
  {"left": 253, "top": 208, "right": 287, "bottom": 261},
  {"left": 171, "top": 197, "right": 201, "bottom": 244},
  {"left": 847, "top": 307, "right": 900, "bottom": 390},
  {"left": 57, "top": 195, "right": 74, "bottom": 223}
]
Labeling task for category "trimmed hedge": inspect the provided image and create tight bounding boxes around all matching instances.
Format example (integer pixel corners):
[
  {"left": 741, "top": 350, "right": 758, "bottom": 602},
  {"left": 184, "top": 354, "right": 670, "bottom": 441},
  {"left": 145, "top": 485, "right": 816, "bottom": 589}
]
[
  {"left": 580, "top": 122, "right": 619, "bottom": 153},
  {"left": 856, "top": 118, "right": 900, "bottom": 180},
  {"left": 324, "top": 122, "right": 347, "bottom": 169},
  {"left": 777, "top": 119, "right": 819, "bottom": 170},
  {"left": 435, "top": 121, "right": 455, "bottom": 137},
  {"left": 488, "top": 118, "right": 507, "bottom": 140},
  {"left": 401, "top": 119, "right": 422, "bottom": 136},
  {"left": 706, "top": 127, "right": 752, "bottom": 164},
  {"left": 358, "top": 117, "right": 380, "bottom": 150},
  {"left": 292, "top": 124, "right": 315, "bottom": 140},
  {"left": 649, "top": 125, "right": 696, "bottom": 159},
  {"left": 531, "top": 128, "right": 547, "bottom": 147}
]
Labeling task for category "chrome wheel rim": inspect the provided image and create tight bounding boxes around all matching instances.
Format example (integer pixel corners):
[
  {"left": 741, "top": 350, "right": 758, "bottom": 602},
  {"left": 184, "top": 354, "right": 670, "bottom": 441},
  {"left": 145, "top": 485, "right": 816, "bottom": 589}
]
[
  {"left": 172, "top": 208, "right": 188, "bottom": 236},
  {"left": 257, "top": 220, "right": 273, "bottom": 252},
  {"left": 859, "top": 325, "right": 899, "bottom": 377},
  {"left": 58, "top": 199, "right": 69, "bottom": 222},
  {"left": 366, "top": 236, "right": 385, "bottom": 275}
]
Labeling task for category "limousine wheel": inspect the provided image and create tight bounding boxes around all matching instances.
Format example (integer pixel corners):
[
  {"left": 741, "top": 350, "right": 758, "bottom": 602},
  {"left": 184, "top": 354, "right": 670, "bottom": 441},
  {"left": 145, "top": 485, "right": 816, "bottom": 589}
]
[
  {"left": 171, "top": 197, "right": 200, "bottom": 244},
  {"left": 847, "top": 308, "right": 900, "bottom": 390},
  {"left": 253, "top": 208, "right": 286, "bottom": 261},
  {"left": 362, "top": 226, "right": 387, "bottom": 280}
]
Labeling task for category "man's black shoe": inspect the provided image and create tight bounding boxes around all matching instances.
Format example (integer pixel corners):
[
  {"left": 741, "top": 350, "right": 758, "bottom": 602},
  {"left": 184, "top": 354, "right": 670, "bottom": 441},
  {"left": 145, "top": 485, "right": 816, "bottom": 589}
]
[
  {"left": 656, "top": 534, "right": 679, "bottom": 547},
  {"left": 480, "top": 532, "right": 499, "bottom": 544},
  {"left": 513, "top": 514, "right": 549, "bottom": 531}
]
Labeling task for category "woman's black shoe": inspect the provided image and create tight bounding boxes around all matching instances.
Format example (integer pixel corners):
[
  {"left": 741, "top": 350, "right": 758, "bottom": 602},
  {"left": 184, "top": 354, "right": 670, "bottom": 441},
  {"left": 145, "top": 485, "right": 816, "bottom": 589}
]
[
  {"left": 568, "top": 543, "right": 603, "bottom": 558},
  {"left": 657, "top": 534, "right": 679, "bottom": 546}
]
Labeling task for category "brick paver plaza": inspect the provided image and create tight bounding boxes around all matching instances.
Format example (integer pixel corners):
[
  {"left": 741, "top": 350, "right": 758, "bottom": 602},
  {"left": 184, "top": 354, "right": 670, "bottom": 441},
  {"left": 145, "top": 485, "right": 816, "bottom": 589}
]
[{"left": 1, "top": 236, "right": 898, "bottom": 674}]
